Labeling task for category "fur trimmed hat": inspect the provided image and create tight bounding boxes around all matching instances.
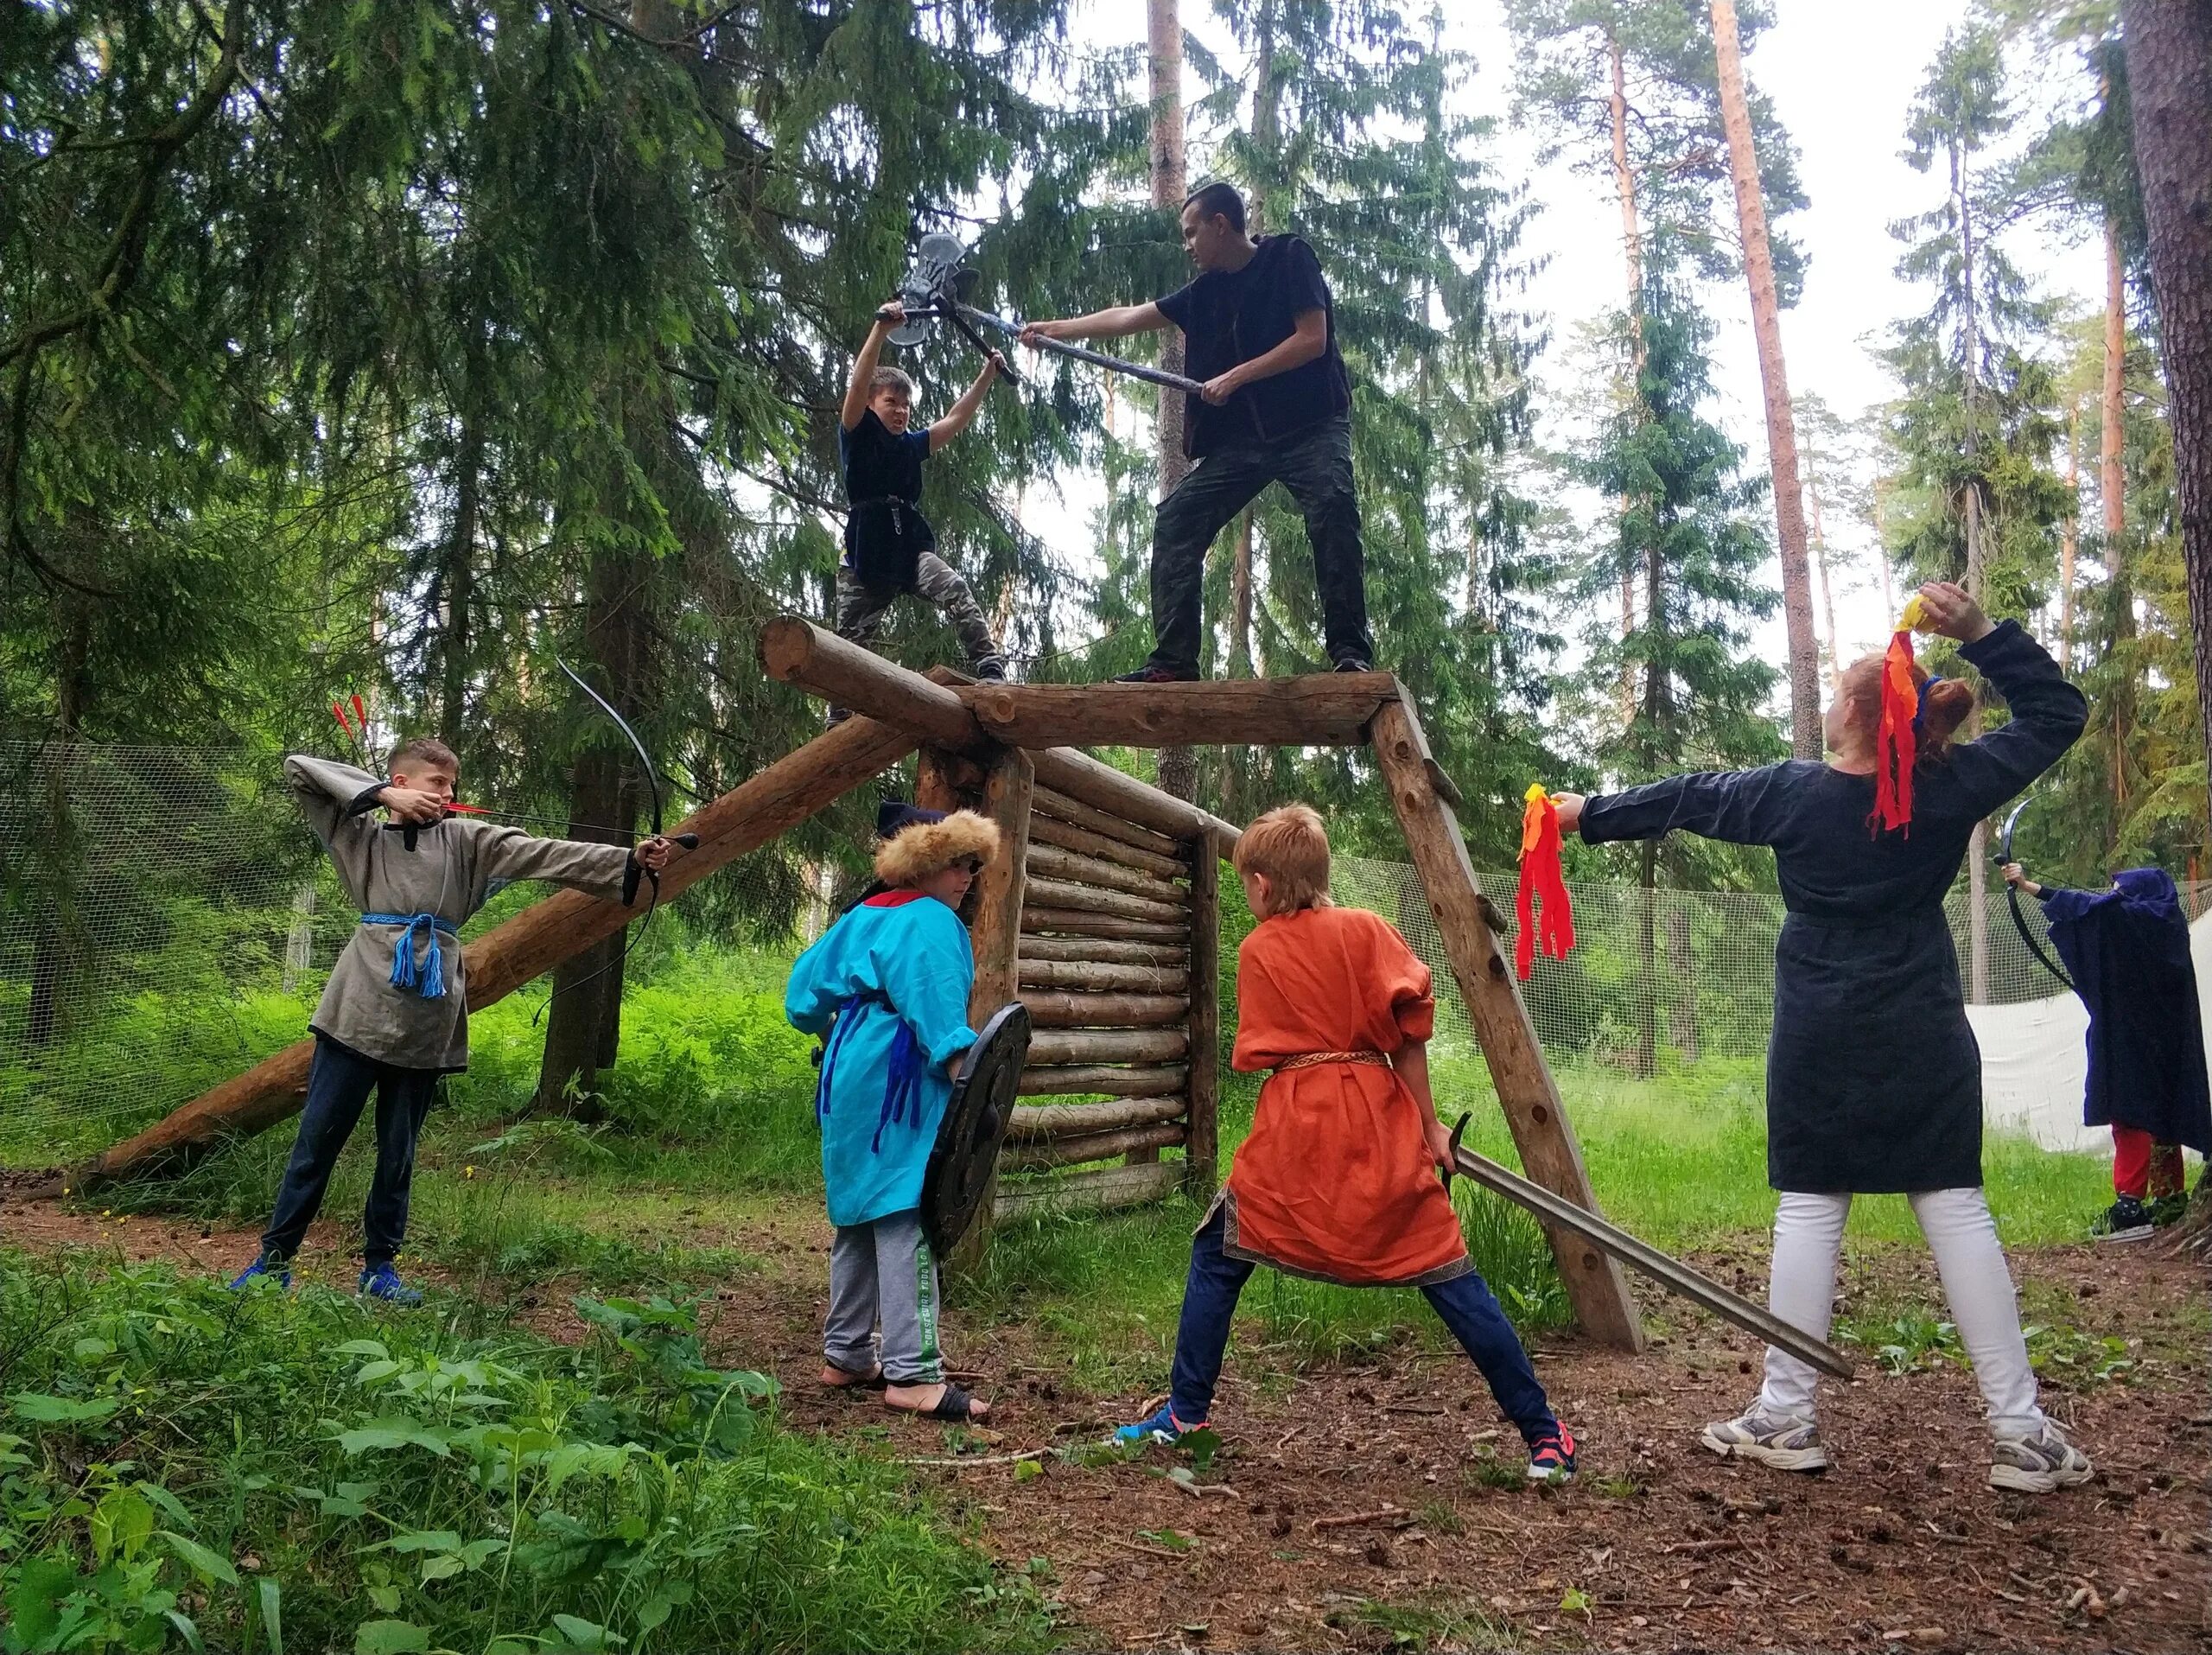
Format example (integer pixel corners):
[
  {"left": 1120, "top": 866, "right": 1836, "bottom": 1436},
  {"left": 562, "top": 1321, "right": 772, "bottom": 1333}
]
[{"left": 874, "top": 808, "right": 1001, "bottom": 888}]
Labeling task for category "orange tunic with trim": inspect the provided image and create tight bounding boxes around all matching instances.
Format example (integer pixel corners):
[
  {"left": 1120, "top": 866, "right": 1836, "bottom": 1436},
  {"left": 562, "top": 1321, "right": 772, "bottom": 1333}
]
[{"left": 1219, "top": 905, "right": 1470, "bottom": 1287}]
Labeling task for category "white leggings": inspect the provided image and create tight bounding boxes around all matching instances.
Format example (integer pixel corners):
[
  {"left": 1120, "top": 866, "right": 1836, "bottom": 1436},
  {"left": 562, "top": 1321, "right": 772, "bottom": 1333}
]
[{"left": 1758, "top": 1187, "right": 2045, "bottom": 1437}]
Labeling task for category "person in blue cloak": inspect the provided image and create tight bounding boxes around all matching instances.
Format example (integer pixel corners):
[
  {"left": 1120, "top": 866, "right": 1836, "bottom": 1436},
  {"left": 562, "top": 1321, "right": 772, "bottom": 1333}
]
[
  {"left": 2002, "top": 861, "right": 2210, "bottom": 1238},
  {"left": 785, "top": 802, "right": 1000, "bottom": 1423}
]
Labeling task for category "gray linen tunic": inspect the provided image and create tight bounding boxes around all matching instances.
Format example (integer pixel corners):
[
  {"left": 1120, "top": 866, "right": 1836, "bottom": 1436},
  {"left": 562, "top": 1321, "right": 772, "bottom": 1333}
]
[{"left": 287, "top": 755, "right": 634, "bottom": 1072}]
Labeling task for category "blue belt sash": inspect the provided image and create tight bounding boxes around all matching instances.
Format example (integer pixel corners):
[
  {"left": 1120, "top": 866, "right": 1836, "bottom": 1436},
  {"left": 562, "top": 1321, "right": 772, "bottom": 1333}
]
[
  {"left": 815, "top": 992, "right": 928, "bottom": 1155},
  {"left": 361, "top": 912, "right": 459, "bottom": 999}
]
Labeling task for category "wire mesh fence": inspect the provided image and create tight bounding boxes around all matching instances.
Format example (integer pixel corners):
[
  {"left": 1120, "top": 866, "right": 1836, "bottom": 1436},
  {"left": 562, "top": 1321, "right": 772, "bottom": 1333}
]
[{"left": 0, "top": 743, "right": 2167, "bottom": 1168}]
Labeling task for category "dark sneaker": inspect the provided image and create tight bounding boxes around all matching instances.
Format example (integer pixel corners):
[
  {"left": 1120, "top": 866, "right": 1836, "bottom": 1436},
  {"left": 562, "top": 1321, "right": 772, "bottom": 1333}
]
[
  {"left": 1113, "top": 1402, "right": 1205, "bottom": 1448},
  {"left": 1988, "top": 1421, "right": 2093, "bottom": 1493},
  {"left": 2090, "top": 1196, "right": 2156, "bottom": 1242},
  {"left": 826, "top": 706, "right": 852, "bottom": 729},
  {"left": 1525, "top": 1423, "right": 1577, "bottom": 1482},
  {"left": 228, "top": 1255, "right": 290, "bottom": 1291},
  {"left": 1700, "top": 1406, "right": 1830, "bottom": 1472},
  {"left": 2148, "top": 1191, "right": 2191, "bottom": 1227},
  {"left": 1332, "top": 656, "right": 1376, "bottom": 673},
  {"left": 1112, "top": 665, "right": 1200, "bottom": 684},
  {"left": 359, "top": 1263, "right": 424, "bottom": 1305},
  {"left": 972, "top": 657, "right": 1007, "bottom": 682}
]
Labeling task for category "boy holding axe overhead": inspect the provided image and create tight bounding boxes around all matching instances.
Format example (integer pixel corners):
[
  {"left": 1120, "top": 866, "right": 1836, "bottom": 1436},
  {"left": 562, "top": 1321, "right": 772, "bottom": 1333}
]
[
  {"left": 830, "top": 300, "right": 1008, "bottom": 719},
  {"left": 1022, "top": 181, "right": 1375, "bottom": 682}
]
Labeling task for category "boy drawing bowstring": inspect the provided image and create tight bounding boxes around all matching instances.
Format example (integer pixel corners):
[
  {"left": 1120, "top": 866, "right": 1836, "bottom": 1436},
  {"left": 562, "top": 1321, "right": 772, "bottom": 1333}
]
[
  {"left": 830, "top": 299, "right": 1007, "bottom": 716},
  {"left": 1115, "top": 805, "right": 1578, "bottom": 1482},
  {"left": 231, "top": 739, "right": 677, "bottom": 1303}
]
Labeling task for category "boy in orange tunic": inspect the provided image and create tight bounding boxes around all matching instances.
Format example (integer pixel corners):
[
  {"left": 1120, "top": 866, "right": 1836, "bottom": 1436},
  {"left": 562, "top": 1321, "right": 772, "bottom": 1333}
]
[{"left": 1116, "top": 805, "right": 1577, "bottom": 1480}]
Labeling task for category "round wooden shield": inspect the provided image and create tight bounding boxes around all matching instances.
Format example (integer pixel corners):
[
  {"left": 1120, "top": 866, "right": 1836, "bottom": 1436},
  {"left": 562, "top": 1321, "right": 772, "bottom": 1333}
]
[{"left": 922, "top": 1001, "right": 1032, "bottom": 1254}]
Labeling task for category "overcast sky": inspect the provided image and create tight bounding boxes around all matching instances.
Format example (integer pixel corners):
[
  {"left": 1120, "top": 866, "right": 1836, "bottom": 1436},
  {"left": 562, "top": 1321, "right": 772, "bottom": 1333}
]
[{"left": 1040, "top": 0, "right": 2103, "bottom": 685}]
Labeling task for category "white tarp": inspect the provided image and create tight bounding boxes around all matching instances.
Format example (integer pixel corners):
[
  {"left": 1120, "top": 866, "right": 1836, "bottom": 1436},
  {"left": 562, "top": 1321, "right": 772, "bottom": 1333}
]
[{"left": 1968, "top": 907, "right": 2212, "bottom": 1153}]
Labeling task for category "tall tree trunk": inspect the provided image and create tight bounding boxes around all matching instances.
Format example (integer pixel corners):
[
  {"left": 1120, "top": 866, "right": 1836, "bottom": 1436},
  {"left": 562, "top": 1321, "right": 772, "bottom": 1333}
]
[
  {"left": 1150, "top": 0, "right": 1197, "bottom": 802},
  {"left": 1802, "top": 427, "right": 1842, "bottom": 691},
  {"left": 28, "top": 602, "right": 92, "bottom": 1048},
  {"left": 2120, "top": 0, "right": 2212, "bottom": 787},
  {"left": 1610, "top": 30, "right": 1643, "bottom": 728},
  {"left": 2101, "top": 215, "right": 2136, "bottom": 814},
  {"left": 2060, "top": 402, "right": 2079, "bottom": 664},
  {"left": 1709, "top": 0, "right": 1820, "bottom": 759}
]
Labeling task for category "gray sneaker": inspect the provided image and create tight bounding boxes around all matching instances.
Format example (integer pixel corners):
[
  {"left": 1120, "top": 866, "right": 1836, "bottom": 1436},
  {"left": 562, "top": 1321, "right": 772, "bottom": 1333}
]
[
  {"left": 1699, "top": 1407, "right": 1831, "bottom": 1473},
  {"left": 1988, "top": 1423, "right": 2093, "bottom": 1493}
]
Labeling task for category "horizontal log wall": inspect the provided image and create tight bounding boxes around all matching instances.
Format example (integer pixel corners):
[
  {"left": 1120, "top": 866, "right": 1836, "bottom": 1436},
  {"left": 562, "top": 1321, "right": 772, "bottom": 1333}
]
[
  {"left": 1023, "top": 875, "right": 1187, "bottom": 926},
  {"left": 1015, "top": 1063, "right": 1187, "bottom": 1098},
  {"left": 1026, "top": 812, "right": 1188, "bottom": 880},
  {"left": 1020, "top": 990, "right": 1188, "bottom": 1028},
  {"left": 1001, "top": 1122, "right": 1187, "bottom": 1173},
  {"left": 1007, "top": 1095, "right": 1189, "bottom": 1139},
  {"left": 1029, "top": 785, "right": 1186, "bottom": 856},
  {"left": 1018, "top": 958, "right": 1189, "bottom": 995},
  {"left": 1025, "top": 842, "right": 1188, "bottom": 905},
  {"left": 1017, "top": 936, "right": 1191, "bottom": 968},
  {"left": 993, "top": 1161, "right": 1186, "bottom": 1222},
  {"left": 1020, "top": 908, "right": 1189, "bottom": 943}
]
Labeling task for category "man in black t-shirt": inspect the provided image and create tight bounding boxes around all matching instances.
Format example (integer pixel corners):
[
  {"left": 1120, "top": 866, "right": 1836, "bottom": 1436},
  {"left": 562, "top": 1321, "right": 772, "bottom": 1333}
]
[
  {"left": 1023, "top": 182, "right": 1373, "bottom": 681},
  {"left": 830, "top": 301, "right": 1008, "bottom": 721}
]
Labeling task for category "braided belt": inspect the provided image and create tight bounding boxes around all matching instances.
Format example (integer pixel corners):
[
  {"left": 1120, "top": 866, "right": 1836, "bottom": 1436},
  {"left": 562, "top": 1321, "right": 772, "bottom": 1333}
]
[{"left": 1274, "top": 1050, "right": 1391, "bottom": 1074}]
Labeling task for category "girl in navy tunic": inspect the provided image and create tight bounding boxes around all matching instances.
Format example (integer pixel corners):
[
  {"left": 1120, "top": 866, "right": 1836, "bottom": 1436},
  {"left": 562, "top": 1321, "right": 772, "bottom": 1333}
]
[{"left": 1556, "top": 582, "right": 2094, "bottom": 1494}]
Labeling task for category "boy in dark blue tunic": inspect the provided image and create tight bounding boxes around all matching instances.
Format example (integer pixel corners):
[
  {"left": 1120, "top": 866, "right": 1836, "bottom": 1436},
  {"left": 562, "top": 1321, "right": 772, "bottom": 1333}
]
[
  {"left": 2002, "top": 861, "right": 2209, "bottom": 1236},
  {"left": 831, "top": 302, "right": 1007, "bottom": 709},
  {"left": 1556, "top": 582, "right": 2095, "bottom": 1495}
]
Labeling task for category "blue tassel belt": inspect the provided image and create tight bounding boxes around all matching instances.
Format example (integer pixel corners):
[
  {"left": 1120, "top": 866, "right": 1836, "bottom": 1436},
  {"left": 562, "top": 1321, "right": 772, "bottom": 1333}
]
[
  {"left": 361, "top": 912, "right": 458, "bottom": 999},
  {"left": 815, "top": 991, "right": 929, "bottom": 1155}
]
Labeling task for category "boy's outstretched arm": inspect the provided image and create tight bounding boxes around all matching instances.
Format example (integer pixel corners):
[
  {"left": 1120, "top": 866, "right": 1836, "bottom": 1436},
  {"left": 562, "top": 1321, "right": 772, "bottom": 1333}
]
[
  {"left": 1019, "top": 302, "right": 1169, "bottom": 346},
  {"left": 841, "top": 301, "right": 903, "bottom": 431},
  {"left": 927, "top": 351, "right": 1005, "bottom": 454}
]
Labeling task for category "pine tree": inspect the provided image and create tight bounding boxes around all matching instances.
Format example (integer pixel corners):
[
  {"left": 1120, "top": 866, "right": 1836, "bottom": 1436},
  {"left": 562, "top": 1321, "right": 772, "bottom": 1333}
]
[{"left": 1577, "top": 251, "right": 1783, "bottom": 1073}]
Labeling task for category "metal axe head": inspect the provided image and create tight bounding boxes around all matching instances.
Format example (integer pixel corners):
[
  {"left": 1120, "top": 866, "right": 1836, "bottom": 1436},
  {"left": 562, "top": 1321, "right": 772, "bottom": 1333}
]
[{"left": 1440, "top": 1111, "right": 1470, "bottom": 1189}]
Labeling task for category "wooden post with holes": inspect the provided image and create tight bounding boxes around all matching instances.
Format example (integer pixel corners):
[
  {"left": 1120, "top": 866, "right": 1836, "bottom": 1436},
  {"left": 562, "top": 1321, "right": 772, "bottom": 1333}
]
[
  {"left": 947, "top": 743, "right": 1033, "bottom": 1271},
  {"left": 1182, "top": 828, "right": 1221, "bottom": 1199},
  {"left": 1369, "top": 698, "right": 1645, "bottom": 1352}
]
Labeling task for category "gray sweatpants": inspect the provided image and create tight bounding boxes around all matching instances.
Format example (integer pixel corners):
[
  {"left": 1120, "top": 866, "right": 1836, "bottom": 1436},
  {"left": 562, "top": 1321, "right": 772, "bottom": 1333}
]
[
  {"left": 834, "top": 552, "right": 1002, "bottom": 672},
  {"left": 824, "top": 1207, "right": 943, "bottom": 1384}
]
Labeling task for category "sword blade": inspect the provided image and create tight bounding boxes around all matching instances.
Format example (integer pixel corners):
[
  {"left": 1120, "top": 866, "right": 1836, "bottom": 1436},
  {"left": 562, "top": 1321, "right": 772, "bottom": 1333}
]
[{"left": 1449, "top": 1144, "right": 1855, "bottom": 1379}]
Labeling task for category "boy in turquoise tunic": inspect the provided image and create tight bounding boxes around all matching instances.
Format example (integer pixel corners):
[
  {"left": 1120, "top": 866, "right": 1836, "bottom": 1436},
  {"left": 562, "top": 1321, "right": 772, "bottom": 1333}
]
[{"left": 785, "top": 807, "right": 1001, "bottom": 1423}]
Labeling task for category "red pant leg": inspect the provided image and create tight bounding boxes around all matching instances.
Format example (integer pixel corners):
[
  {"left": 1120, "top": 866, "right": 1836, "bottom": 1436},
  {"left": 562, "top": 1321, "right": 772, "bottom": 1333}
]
[{"left": 2111, "top": 1123, "right": 2153, "bottom": 1200}]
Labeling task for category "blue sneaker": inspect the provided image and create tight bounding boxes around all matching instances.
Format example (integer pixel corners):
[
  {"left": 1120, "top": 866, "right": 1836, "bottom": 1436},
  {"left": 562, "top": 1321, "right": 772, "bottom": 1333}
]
[
  {"left": 1114, "top": 1403, "right": 1204, "bottom": 1448},
  {"left": 358, "top": 1263, "right": 423, "bottom": 1306},
  {"left": 228, "top": 1255, "right": 290, "bottom": 1291},
  {"left": 1526, "top": 1422, "right": 1577, "bottom": 1483}
]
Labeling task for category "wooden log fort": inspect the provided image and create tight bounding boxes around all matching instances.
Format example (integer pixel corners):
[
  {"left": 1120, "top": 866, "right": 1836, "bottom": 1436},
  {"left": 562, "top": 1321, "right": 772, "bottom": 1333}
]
[{"left": 760, "top": 616, "right": 1644, "bottom": 1351}]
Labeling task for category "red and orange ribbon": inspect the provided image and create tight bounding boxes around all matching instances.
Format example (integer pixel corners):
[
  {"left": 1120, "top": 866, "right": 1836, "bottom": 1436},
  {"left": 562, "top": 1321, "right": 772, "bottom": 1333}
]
[
  {"left": 1516, "top": 784, "right": 1576, "bottom": 981},
  {"left": 1870, "top": 595, "right": 1930, "bottom": 836}
]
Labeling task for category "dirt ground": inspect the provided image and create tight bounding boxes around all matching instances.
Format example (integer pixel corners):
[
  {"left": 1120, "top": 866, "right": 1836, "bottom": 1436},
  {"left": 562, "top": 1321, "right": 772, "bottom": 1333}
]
[{"left": 5, "top": 1188, "right": 2207, "bottom": 1653}]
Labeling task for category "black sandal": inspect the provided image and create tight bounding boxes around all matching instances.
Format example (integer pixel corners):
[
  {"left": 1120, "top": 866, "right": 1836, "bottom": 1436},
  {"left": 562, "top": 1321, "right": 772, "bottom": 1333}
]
[
  {"left": 889, "top": 1382, "right": 988, "bottom": 1421},
  {"left": 822, "top": 1362, "right": 887, "bottom": 1392}
]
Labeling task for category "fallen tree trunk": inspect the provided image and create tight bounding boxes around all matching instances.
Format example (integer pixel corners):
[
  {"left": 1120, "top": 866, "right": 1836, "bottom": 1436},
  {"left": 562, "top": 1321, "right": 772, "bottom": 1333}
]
[{"left": 82, "top": 715, "right": 919, "bottom": 1185}]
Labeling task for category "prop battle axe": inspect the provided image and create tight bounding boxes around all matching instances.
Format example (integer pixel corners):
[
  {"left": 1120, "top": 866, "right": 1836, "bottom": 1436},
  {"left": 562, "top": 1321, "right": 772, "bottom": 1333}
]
[{"left": 891, "top": 232, "right": 1205, "bottom": 398}]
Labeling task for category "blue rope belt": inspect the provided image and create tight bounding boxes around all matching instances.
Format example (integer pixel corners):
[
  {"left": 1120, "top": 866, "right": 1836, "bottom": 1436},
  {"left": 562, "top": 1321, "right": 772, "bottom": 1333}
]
[
  {"left": 361, "top": 912, "right": 459, "bottom": 999},
  {"left": 815, "top": 991, "right": 928, "bottom": 1155}
]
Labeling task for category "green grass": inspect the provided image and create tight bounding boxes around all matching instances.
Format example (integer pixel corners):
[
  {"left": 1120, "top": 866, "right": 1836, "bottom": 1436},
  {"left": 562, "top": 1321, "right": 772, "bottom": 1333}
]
[{"left": 0, "top": 1251, "right": 1054, "bottom": 1655}]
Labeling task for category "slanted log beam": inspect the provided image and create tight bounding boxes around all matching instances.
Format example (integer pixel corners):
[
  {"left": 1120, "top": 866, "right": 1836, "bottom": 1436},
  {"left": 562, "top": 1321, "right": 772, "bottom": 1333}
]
[
  {"left": 85, "top": 713, "right": 921, "bottom": 1185},
  {"left": 762, "top": 617, "right": 1241, "bottom": 849}
]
